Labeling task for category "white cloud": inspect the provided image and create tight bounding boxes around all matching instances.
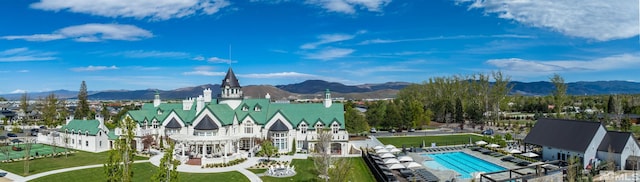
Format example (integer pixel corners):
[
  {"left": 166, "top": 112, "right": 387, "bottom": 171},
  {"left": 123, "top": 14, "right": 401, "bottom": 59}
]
[
  {"left": 2, "top": 23, "right": 152, "bottom": 42},
  {"left": 0, "top": 48, "right": 57, "bottom": 62},
  {"left": 305, "top": 0, "right": 391, "bottom": 14},
  {"left": 456, "top": 0, "right": 639, "bottom": 41},
  {"left": 486, "top": 53, "right": 640, "bottom": 76},
  {"left": 183, "top": 66, "right": 226, "bottom": 76},
  {"left": 17, "top": 70, "right": 29, "bottom": 73},
  {"left": 71, "top": 65, "right": 119, "bottom": 72},
  {"left": 301, "top": 33, "right": 355, "bottom": 49},
  {"left": 305, "top": 48, "right": 354, "bottom": 60},
  {"left": 10, "top": 89, "right": 27, "bottom": 94},
  {"left": 241, "top": 72, "right": 319, "bottom": 79},
  {"left": 30, "top": 0, "right": 231, "bottom": 20},
  {"left": 359, "top": 34, "right": 535, "bottom": 45},
  {"left": 114, "top": 50, "right": 189, "bottom": 58},
  {"left": 193, "top": 56, "right": 236, "bottom": 64}
]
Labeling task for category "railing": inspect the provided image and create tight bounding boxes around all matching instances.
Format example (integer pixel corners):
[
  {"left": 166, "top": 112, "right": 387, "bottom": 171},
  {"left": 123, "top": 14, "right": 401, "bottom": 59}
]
[{"left": 361, "top": 149, "right": 390, "bottom": 182}]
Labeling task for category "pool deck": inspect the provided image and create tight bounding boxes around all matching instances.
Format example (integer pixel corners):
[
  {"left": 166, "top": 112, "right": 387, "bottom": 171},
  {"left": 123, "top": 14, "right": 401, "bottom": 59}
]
[{"left": 409, "top": 147, "right": 535, "bottom": 182}]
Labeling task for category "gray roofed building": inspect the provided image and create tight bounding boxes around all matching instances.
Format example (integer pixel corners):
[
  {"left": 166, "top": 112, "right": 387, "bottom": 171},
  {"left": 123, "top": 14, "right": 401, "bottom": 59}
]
[
  {"left": 524, "top": 118, "right": 603, "bottom": 152},
  {"left": 269, "top": 120, "right": 289, "bottom": 132},
  {"left": 221, "top": 67, "right": 240, "bottom": 88},
  {"left": 165, "top": 118, "right": 182, "bottom": 129}
]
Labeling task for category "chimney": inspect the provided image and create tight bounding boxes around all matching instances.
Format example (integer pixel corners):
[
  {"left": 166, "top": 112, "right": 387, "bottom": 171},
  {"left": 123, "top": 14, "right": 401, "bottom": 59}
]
[
  {"left": 265, "top": 93, "right": 271, "bottom": 100},
  {"left": 203, "top": 88, "right": 212, "bottom": 103},
  {"left": 182, "top": 97, "right": 194, "bottom": 110},
  {"left": 196, "top": 95, "right": 204, "bottom": 113}
]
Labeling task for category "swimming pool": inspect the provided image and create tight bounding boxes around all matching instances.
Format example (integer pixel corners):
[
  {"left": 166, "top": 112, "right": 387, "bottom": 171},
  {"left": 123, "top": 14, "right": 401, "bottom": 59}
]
[{"left": 423, "top": 152, "right": 505, "bottom": 178}]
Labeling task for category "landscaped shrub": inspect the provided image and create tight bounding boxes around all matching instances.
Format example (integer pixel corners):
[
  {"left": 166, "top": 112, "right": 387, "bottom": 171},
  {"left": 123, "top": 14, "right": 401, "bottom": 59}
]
[{"left": 202, "top": 158, "right": 247, "bottom": 168}]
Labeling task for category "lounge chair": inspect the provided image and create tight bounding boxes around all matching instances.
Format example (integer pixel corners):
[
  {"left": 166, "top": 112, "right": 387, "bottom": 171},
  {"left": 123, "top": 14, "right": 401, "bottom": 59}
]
[
  {"left": 517, "top": 161, "right": 531, "bottom": 166},
  {"left": 501, "top": 156, "right": 515, "bottom": 162}
]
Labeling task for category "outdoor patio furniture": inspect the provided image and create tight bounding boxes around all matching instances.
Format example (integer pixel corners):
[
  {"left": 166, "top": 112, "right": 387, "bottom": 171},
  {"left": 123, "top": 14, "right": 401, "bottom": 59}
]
[{"left": 501, "top": 156, "right": 515, "bottom": 162}]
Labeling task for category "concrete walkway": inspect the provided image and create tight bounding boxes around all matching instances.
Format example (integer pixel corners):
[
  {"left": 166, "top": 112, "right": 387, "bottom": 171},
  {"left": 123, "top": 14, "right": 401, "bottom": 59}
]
[
  {"left": 149, "top": 152, "right": 308, "bottom": 182},
  {"left": 2, "top": 160, "right": 150, "bottom": 182}
]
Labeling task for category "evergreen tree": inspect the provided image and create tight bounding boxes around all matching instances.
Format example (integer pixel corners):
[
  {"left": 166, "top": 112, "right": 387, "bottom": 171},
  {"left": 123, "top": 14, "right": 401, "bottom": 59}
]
[
  {"left": 43, "top": 93, "right": 58, "bottom": 127},
  {"left": 20, "top": 92, "right": 29, "bottom": 123},
  {"left": 607, "top": 95, "right": 615, "bottom": 114},
  {"left": 75, "top": 81, "right": 91, "bottom": 119},
  {"left": 454, "top": 98, "right": 464, "bottom": 125},
  {"left": 344, "top": 102, "right": 368, "bottom": 134}
]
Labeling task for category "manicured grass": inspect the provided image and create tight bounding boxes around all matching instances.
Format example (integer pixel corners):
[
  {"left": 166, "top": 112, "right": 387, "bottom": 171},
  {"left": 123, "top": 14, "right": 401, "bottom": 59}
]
[
  {"left": 247, "top": 168, "right": 267, "bottom": 174},
  {"left": 261, "top": 158, "right": 375, "bottom": 182},
  {"left": 377, "top": 134, "right": 484, "bottom": 147},
  {"left": 30, "top": 162, "right": 249, "bottom": 182},
  {"left": 0, "top": 144, "right": 67, "bottom": 160},
  {"left": 0, "top": 150, "right": 148, "bottom": 176}
]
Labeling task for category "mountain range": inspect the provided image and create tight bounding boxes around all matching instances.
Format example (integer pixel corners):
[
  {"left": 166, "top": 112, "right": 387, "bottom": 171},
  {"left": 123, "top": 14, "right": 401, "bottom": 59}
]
[{"left": 2, "top": 80, "right": 640, "bottom": 101}]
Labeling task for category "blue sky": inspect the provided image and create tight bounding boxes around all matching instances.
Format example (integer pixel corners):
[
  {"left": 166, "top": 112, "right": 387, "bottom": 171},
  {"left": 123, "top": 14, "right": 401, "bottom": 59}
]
[{"left": 0, "top": 0, "right": 639, "bottom": 94}]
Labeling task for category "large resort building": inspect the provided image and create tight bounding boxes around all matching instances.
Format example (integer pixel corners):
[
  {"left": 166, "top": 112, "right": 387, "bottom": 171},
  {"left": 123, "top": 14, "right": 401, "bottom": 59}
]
[{"left": 122, "top": 68, "right": 349, "bottom": 164}]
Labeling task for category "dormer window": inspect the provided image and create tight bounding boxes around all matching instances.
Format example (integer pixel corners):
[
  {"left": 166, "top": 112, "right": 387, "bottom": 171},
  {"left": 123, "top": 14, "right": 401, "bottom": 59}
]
[
  {"left": 254, "top": 106, "right": 261, "bottom": 111},
  {"left": 315, "top": 123, "right": 324, "bottom": 133},
  {"left": 300, "top": 123, "right": 307, "bottom": 134},
  {"left": 152, "top": 120, "right": 158, "bottom": 129},
  {"left": 242, "top": 106, "right": 248, "bottom": 111},
  {"left": 332, "top": 123, "right": 339, "bottom": 134}
]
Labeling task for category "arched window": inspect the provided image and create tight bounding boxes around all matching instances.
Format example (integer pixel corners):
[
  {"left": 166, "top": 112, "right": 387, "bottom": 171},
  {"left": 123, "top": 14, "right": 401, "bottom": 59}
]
[{"left": 153, "top": 120, "right": 159, "bottom": 129}]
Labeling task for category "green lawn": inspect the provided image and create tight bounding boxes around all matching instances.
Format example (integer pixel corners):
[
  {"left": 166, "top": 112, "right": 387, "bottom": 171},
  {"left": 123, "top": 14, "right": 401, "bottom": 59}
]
[
  {"left": 377, "top": 134, "right": 483, "bottom": 147},
  {"left": 261, "top": 158, "right": 375, "bottom": 182},
  {"left": 0, "top": 150, "right": 148, "bottom": 176},
  {"left": 0, "top": 144, "right": 67, "bottom": 160},
  {"left": 30, "top": 162, "right": 249, "bottom": 182}
]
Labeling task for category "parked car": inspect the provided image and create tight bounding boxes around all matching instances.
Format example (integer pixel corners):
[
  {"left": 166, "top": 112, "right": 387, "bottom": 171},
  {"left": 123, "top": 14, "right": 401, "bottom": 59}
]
[
  {"left": 390, "top": 129, "right": 397, "bottom": 133},
  {"left": 7, "top": 133, "right": 17, "bottom": 137},
  {"left": 30, "top": 131, "right": 38, "bottom": 136},
  {"left": 370, "top": 127, "right": 377, "bottom": 133},
  {"left": 482, "top": 129, "right": 494, "bottom": 135},
  {"left": 408, "top": 128, "right": 416, "bottom": 132}
]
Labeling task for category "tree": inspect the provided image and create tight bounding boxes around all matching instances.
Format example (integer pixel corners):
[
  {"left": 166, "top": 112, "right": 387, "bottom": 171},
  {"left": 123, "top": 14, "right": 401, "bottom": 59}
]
[
  {"left": 19, "top": 92, "right": 29, "bottom": 123},
  {"left": 42, "top": 93, "right": 58, "bottom": 127},
  {"left": 101, "top": 104, "right": 110, "bottom": 121},
  {"left": 104, "top": 117, "right": 136, "bottom": 182},
  {"left": 344, "top": 101, "right": 368, "bottom": 134},
  {"left": 607, "top": 95, "right": 616, "bottom": 114},
  {"left": 621, "top": 115, "right": 632, "bottom": 132},
  {"left": 550, "top": 74, "right": 567, "bottom": 118},
  {"left": 0, "top": 97, "right": 6, "bottom": 101},
  {"left": 329, "top": 158, "right": 353, "bottom": 182},
  {"left": 153, "top": 139, "right": 179, "bottom": 182},
  {"left": 384, "top": 101, "right": 402, "bottom": 129},
  {"left": 454, "top": 97, "right": 464, "bottom": 128},
  {"left": 313, "top": 130, "right": 333, "bottom": 182},
  {"left": 365, "top": 101, "right": 386, "bottom": 128},
  {"left": 75, "top": 81, "right": 91, "bottom": 119},
  {"left": 141, "top": 135, "right": 154, "bottom": 152},
  {"left": 23, "top": 139, "right": 34, "bottom": 175},
  {"left": 257, "top": 140, "right": 277, "bottom": 161}
]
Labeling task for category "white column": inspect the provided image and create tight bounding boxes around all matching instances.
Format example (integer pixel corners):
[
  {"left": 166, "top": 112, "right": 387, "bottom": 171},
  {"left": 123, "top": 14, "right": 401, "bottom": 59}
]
[
  {"left": 203, "top": 143, "right": 207, "bottom": 158},
  {"left": 181, "top": 143, "right": 185, "bottom": 157}
]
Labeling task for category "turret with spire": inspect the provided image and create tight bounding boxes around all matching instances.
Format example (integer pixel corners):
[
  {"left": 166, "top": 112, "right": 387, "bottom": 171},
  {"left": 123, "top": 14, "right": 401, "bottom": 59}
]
[{"left": 218, "top": 67, "right": 243, "bottom": 109}]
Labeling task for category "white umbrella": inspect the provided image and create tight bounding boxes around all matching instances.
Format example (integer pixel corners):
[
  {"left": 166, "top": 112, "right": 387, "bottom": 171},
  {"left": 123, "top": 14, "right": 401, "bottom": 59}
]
[
  {"left": 380, "top": 153, "right": 396, "bottom": 158},
  {"left": 397, "top": 156, "right": 414, "bottom": 162},
  {"left": 376, "top": 148, "right": 390, "bottom": 154},
  {"left": 475, "top": 141, "right": 488, "bottom": 145},
  {"left": 388, "top": 163, "right": 406, "bottom": 169},
  {"left": 389, "top": 148, "right": 402, "bottom": 153},
  {"left": 508, "top": 149, "right": 522, "bottom": 154},
  {"left": 404, "top": 162, "right": 422, "bottom": 168},
  {"left": 487, "top": 143, "right": 500, "bottom": 148},
  {"left": 385, "top": 144, "right": 397, "bottom": 149},
  {"left": 374, "top": 145, "right": 385, "bottom": 150},
  {"left": 521, "top": 152, "right": 539, "bottom": 157},
  {"left": 384, "top": 158, "right": 400, "bottom": 164}
]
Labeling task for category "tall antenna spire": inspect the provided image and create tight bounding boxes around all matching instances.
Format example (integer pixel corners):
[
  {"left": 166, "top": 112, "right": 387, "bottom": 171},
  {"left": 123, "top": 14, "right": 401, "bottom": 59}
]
[{"left": 228, "top": 44, "right": 232, "bottom": 67}]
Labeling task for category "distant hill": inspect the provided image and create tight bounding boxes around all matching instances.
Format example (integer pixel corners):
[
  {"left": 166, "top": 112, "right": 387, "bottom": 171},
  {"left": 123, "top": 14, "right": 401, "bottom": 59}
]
[
  {"left": 3, "top": 80, "right": 640, "bottom": 101},
  {"left": 275, "top": 80, "right": 412, "bottom": 94}
]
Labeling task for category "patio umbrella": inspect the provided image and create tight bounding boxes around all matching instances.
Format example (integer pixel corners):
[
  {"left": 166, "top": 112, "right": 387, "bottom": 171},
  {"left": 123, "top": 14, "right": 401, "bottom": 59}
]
[
  {"left": 475, "top": 140, "right": 488, "bottom": 145},
  {"left": 380, "top": 153, "right": 396, "bottom": 158},
  {"left": 397, "top": 156, "right": 413, "bottom": 162},
  {"left": 389, "top": 148, "right": 402, "bottom": 153},
  {"left": 387, "top": 163, "right": 406, "bottom": 169},
  {"left": 521, "top": 152, "right": 539, "bottom": 157},
  {"left": 385, "top": 144, "right": 396, "bottom": 149},
  {"left": 487, "top": 143, "right": 500, "bottom": 148},
  {"left": 508, "top": 149, "right": 522, "bottom": 154},
  {"left": 404, "top": 162, "right": 422, "bottom": 168},
  {"left": 374, "top": 145, "right": 385, "bottom": 150},
  {"left": 384, "top": 158, "right": 400, "bottom": 164},
  {"left": 376, "top": 148, "right": 390, "bottom": 154}
]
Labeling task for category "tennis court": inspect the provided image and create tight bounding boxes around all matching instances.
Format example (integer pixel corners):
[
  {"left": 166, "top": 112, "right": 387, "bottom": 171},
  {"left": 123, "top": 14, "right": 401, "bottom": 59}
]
[{"left": 0, "top": 143, "right": 67, "bottom": 160}]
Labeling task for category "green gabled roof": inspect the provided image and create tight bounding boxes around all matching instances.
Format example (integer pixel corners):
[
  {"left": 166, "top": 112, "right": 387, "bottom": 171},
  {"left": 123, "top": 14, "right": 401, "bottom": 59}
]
[
  {"left": 171, "top": 109, "right": 197, "bottom": 125},
  {"left": 200, "top": 104, "right": 235, "bottom": 125},
  {"left": 61, "top": 119, "right": 102, "bottom": 135},
  {"left": 266, "top": 102, "right": 345, "bottom": 129},
  {"left": 107, "top": 130, "right": 118, "bottom": 140}
]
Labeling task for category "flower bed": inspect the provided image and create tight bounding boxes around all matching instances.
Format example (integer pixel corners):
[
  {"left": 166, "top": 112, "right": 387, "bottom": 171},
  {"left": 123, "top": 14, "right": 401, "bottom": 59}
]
[{"left": 202, "top": 158, "right": 247, "bottom": 168}]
